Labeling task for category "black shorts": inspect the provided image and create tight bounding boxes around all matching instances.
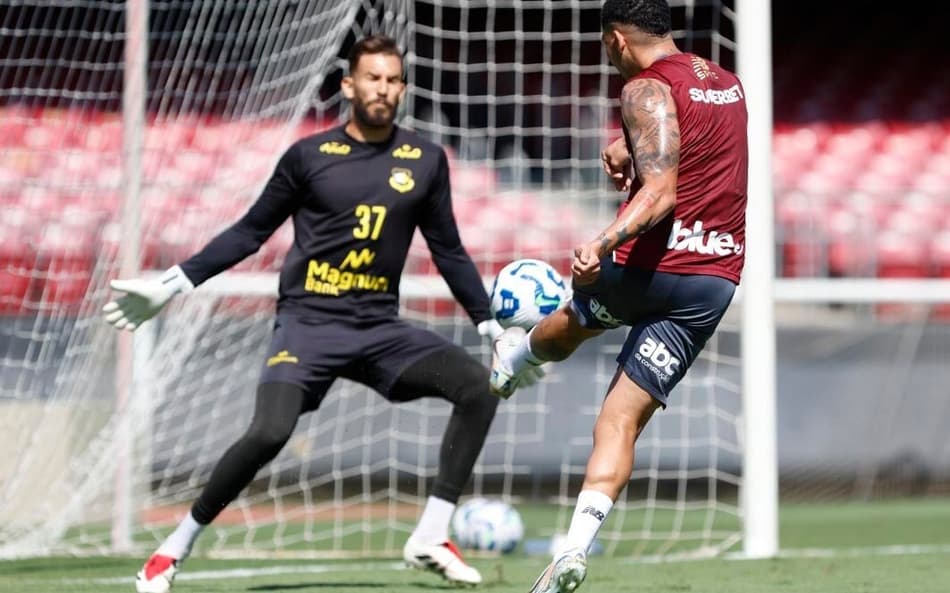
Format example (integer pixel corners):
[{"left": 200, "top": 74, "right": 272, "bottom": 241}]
[
  {"left": 258, "top": 313, "right": 453, "bottom": 411},
  {"left": 569, "top": 259, "right": 736, "bottom": 407}
]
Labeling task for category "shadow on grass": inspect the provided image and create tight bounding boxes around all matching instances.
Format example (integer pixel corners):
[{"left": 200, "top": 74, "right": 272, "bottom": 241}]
[
  {"left": 247, "top": 584, "right": 386, "bottom": 591},
  {"left": 247, "top": 580, "right": 462, "bottom": 591}
]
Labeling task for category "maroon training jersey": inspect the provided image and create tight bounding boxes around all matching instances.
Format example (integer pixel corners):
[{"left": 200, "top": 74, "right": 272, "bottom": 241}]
[{"left": 613, "top": 53, "right": 748, "bottom": 284}]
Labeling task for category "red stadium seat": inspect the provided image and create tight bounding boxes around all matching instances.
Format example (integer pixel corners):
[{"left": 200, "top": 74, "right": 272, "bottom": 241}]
[
  {"left": 145, "top": 118, "right": 199, "bottom": 151},
  {"left": 82, "top": 117, "right": 123, "bottom": 152},
  {"left": 912, "top": 171, "right": 950, "bottom": 196},
  {"left": 21, "top": 123, "right": 65, "bottom": 151},
  {"left": 798, "top": 162, "right": 854, "bottom": 195},
  {"left": 923, "top": 153, "right": 950, "bottom": 183},
  {"left": 0, "top": 112, "right": 30, "bottom": 148},
  {"left": 873, "top": 230, "right": 932, "bottom": 320},
  {"left": 450, "top": 165, "right": 497, "bottom": 200},
  {"left": 781, "top": 235, "right": 826, "bottom": 278},
  {"left": 191, "top": 121, "right": 245, "bottom": 153},
  {"left": 173, "top": 150, "right": 220, "bottom": 185},
  {"left": 851, "top": 169, "right": 912, "bottom": 196},
  {"left": 243, "top": 123, "right": 287, "bottom": 153},
  {"left": 885, "top": 207, "right": 939, "bottom": 236},
  {"left": 882, "top": 122, "right": 942, "bottom": 161},
  {"left": 36, "top": 222, "right": 96, "bottom": 310},
  {"left": 0, "top": 226, "right": 35, "bottom": 314},
  {"left": 776, "top": 192, "right": 822, "bottom": 229},
  {"left": 824, "top": 123, "right": 886, "bottom": 157},
  {"left": 875, "top": 231, "right": 929, "bottom": 279},
  {"left": 825, "top": 209, "right": 874, "bottom": 276}
]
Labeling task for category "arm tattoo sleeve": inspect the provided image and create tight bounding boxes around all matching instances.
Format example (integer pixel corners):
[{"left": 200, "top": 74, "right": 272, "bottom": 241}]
[
  {"left": 621, "top": 78, "right": 680, "bottom": 180},
  {"left": 589, "top": 78, "right": 679, "bottom": 254}
]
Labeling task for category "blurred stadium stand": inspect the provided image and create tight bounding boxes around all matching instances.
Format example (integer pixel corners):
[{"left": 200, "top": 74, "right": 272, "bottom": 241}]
[{"left": 0, "top": 3, "right": 947, "bottom": 314}]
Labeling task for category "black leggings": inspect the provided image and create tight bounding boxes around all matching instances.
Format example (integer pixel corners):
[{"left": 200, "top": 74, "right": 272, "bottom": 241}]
[
  {"left": 191, "top": 346, "right": 498, "bottom": 525},
  {"left": 191, "top": 382, "right": 303, "bottom": 524},
  {"left": 388, "top": 345, "right": 499, "bottom": 503}
]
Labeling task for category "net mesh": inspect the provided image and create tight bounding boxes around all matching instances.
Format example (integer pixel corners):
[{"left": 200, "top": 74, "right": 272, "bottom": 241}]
[{"left": 0, "top": 0, "right": 746, "bottom": 558}]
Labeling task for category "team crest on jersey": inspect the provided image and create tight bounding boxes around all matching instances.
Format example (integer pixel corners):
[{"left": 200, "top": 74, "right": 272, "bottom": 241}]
[
  {"left": 691, "top": 56, "right": 717, "bottom": 80},
  {"left": 389, "top": 167, "right": 415, "bottom": 193},
  {"left": 319, "top": 141, "right": 351, "bottom": 155},
  {"left": 392, "top": 144, "right": 422, "bottom": 159}
]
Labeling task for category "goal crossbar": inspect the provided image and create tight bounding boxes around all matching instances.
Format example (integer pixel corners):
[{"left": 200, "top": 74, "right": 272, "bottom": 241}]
[{"left": 186, "top": 273, "right": 950, "bottom": 304}]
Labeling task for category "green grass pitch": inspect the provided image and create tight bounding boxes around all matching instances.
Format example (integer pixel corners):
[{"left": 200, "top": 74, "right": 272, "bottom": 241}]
[{"left": 2, "top": 498, "right": 949, "bottom": 593}]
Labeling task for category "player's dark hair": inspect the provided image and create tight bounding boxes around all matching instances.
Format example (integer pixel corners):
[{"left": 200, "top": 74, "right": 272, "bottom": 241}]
[
  {"left": 347, "top": 35, "right": 403, "bottom": 74},
  {"left": 601, "top": 0, "right": 672, "bottom": 36}
]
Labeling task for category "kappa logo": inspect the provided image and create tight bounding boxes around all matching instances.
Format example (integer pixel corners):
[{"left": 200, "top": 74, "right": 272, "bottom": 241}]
[
  {"left": 319, "top": 141, "right": 351, "bottom": 155},
  {"left": 635, "top": 337, "right": 680, "bottom": 378},
  {"left": 690, "top": 55, "right": 717, "bottom": 80},
  {"left": 267, "top": 350, "right": 299, "bottom": 367},
  {"left": 392, "top": 144, "right": 422, "bottom": 159},
  {"left": 581, "top": 506, "right": 606, "bottom": 522},
  {"left": 389, "top": 167, "right": 415, "bottom": 193},
  {"left": 588, "top": 298, "right": 621, "bottom": 328}
]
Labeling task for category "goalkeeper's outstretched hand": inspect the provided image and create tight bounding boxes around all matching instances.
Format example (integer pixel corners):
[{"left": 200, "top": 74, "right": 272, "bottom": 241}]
[
  {"left": 102, "top": 266, "right": 194, "bottom": 332},
  {"left": 477, "top": 319, "right": 547, "bottom": 389}
]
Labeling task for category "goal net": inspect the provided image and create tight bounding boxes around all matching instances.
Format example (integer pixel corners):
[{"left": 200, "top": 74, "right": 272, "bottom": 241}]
[{"left": 0, "top": 0, "right": 746, "bottom": 559}]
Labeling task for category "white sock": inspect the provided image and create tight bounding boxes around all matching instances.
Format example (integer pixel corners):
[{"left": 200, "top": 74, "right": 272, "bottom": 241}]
[
  {"left": 511, "top": 327, "right": 545, "bottom": 373},
  {"left": 410, "top": 496, "right": 456, "bottom": 544},
  {"left": 525, "top": 327, "right": 546, "bottom": 365},
  {"left": 561, "top": 490, "right": 614, "bottom": 556},
  {"left": 156, "top": 512, "right": 204, "bottom": 560}
]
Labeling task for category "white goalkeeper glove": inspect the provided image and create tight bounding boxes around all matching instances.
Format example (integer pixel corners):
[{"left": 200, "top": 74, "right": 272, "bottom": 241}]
[
  {"left": 476, "top": 319, "right": 505, "bottom": 341},
  {"left": 477, "top": 319, "right": 547, "bottom": 388},
  {"left": 102, "top": 265, "right": 194, "bottom": 332}
]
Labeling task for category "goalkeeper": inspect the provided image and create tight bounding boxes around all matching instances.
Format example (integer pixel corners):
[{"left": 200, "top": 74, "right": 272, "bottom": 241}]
[
  {"left": 490, "top": 1, "right": 749, "bottom": 592},
  {"left": 104, "top": 35, "right": 539, "bottom": 593}
]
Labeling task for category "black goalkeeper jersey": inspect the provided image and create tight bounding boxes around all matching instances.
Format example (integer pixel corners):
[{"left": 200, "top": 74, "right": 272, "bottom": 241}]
[{"left": 178, "top": 124, "right": 492, "bottom": 324}]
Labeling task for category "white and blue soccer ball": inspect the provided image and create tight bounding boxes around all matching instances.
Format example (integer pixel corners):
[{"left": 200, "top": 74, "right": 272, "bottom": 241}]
[
  {"left": 490, "top": 258, "right": 569, "bottom": 330},
  {"left": 452, "top": 498, "right": 524, "bottom": 554}
]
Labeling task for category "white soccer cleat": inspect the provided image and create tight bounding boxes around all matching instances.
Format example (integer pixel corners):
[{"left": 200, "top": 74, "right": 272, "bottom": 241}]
[
  {"left": 135, "top": 553, "right": 179, "bottom": 593},
  {"left": 527, "top": 547, "right": 588, "bottom": 593},
  {"left": 489, "top": 326, "right": 527, "bottom": 398},
  {"left": 403, "top": 537, "right": 483, "bottom": 586}
]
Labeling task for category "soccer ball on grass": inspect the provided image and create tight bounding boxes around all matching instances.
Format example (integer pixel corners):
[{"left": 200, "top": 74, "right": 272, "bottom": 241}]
[{"left": 452, "top": 498, "right": 524, "bottom": 554}]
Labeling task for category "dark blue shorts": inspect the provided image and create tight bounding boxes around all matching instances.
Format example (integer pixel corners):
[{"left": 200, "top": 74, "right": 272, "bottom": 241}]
[
  {"left": 569, "top": 259, "right": 736, "bottom": 407},
  {"left": 258, "top": 313, "right": 452, "bottom": 411}
]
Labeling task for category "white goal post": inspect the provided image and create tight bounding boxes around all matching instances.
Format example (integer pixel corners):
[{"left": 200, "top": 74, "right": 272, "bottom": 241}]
[{"left": 735, "top": 0, "right": 777, "bottom": 559}]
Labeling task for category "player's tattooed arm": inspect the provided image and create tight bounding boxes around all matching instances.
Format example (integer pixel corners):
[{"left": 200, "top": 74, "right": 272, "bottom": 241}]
[{"left": 592, "top": 78, "right": 680, "bottom": 256}]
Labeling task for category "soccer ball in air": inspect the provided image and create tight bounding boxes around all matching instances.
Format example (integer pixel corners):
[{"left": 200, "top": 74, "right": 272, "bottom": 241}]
[
  {"left": 452, "top": 498, "right": 524, "bottom": 554},
  {"left": 490, "top": 259, "right": 569, "bottom": 330}
]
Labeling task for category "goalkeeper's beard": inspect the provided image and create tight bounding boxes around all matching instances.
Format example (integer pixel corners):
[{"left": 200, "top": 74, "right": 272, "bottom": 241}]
[{"left": 352, "top": 100, "right": 396, "bottom": 130}]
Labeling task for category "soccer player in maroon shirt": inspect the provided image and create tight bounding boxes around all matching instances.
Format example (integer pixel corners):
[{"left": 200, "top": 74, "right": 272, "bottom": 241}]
[{"left": 490, "top": 1, "right": 749, "bottom": 591}]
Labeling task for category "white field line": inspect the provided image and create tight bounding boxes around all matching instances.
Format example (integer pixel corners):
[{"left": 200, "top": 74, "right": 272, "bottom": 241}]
[
  {"left": 624, "top": 543, "right": 950, "bottom": 564},
  {"left": 73, "top": 561, "right": 406, "bottom": 585},
  {"left": 55, "top": 545, "right": 950, "bottom": 585},
  {"left": 770, "top": 544, "right": 950, "bottom": 559}
]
